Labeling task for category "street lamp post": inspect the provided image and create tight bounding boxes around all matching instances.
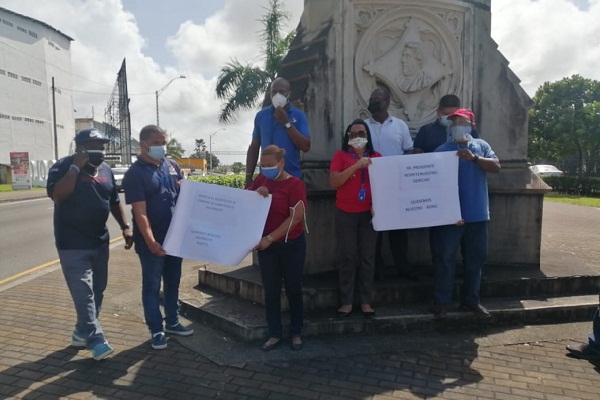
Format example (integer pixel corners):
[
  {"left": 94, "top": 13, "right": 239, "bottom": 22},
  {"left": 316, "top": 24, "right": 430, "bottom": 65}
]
[
  {"left": 209, "top": 128, "right": 225, "bottom": 173},
  {"left": 155, "top": 75, "right": 186, "bottom": 126}
]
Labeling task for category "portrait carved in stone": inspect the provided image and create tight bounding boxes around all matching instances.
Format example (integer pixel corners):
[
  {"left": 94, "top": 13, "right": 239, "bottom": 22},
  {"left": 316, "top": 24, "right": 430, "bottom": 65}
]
[{"left": 355, "top": 7, "right": 464, "bottom": 130}]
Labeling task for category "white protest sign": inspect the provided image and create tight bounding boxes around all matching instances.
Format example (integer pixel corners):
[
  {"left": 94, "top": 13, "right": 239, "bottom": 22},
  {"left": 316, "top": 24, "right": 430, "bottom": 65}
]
[
  {"left": 163, "top": 179, "right": 272, "bottom": 266},
  {"left": 369, "top": 152, "right": 461, "bottom": 231}
]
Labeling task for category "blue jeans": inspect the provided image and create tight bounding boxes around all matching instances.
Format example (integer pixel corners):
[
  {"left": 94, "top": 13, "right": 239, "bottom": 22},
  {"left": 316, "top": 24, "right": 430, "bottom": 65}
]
[
  {"left": 138, "top": 251, "right": 183, "bottom": 335},
  {"left": 58, "top": 244, "right": 108, "bottom": 348},
  {"left": 589, "top": 299, "right": 600, "bottom": 352},
  {"left": 257, "top": 235, "right": 306, "bottom": 338},
  {"left": 431, "top": 221, "right": 488, "bottom": 305}
]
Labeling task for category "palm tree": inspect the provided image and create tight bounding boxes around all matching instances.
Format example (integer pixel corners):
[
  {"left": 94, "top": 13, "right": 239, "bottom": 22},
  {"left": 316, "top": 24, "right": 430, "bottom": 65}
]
[
  {"left": 215, "top": 0, "right": 295, "bottom": 123},
  {"left": 191, "top": 138, "right": 207, "bottom": 158},
  {"left": 166, "top": 137, "right": 185, "bottom": 160}
]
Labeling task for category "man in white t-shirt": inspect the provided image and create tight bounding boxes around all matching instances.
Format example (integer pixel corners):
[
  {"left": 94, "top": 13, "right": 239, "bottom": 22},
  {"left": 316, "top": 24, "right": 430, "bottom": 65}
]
[{"left": 364, "top": 88, "right": 418, "bottom": 280}]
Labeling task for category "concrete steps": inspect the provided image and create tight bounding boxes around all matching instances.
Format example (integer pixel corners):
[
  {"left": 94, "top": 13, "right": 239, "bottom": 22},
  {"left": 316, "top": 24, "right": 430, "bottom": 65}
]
[{"left": 179, "top": 265, "right": 600, "bottom": 342}]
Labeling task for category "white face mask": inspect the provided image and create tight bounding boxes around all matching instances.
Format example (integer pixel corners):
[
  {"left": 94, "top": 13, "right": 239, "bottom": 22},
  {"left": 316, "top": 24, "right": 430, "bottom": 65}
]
[
  {"left": 439, "top": 115, "right": 452, "bottom": 127},
  {"left": 348, "top": 137, "right": 368, "bottom": 150},
  {"left": 451, "top": 125, "right": 473, "bottom": 142},
  {"left": 271, "top": 92, "right": 288, "bottom": 108}
]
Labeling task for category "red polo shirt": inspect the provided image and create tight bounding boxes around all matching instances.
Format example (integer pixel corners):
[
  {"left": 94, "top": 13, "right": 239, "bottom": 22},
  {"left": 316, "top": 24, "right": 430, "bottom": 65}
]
[{"left": 330, "top": 149, "right": 381, "bottom": 213}]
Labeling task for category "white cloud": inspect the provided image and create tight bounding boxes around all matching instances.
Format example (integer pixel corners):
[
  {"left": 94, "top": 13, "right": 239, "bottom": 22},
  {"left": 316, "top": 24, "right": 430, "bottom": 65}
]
[
  {"left": 2, "top": 0, "right": 599, "bottom": 164},
  {"left": 491, "top": 0, "right": 600, "bottom": 96}
]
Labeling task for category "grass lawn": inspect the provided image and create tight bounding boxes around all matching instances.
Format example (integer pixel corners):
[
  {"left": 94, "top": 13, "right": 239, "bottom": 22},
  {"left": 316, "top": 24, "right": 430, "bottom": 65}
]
[
  {"left": 544, "top": 192, "right": 600, "bottom": 208},
  {"left": 0, "top": 184, "right": 44, "bottom": 193}
]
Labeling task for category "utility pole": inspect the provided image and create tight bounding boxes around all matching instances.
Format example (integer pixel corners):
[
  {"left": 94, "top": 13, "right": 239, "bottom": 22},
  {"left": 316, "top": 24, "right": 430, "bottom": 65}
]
[{"left": 52, "top": 77, "right": 58, "bottom": 160}]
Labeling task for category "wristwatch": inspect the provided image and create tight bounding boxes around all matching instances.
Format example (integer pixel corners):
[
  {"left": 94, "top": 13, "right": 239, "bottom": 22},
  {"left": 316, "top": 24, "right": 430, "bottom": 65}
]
[
  {"left": 121, "top": 223, "right": 131, "bottom": 230},
  {"left": 284, "top": 122, "right": 292, "bottom": 129},
  {"left": 267, "top": 234, "right": 274, "bottom": 243}
]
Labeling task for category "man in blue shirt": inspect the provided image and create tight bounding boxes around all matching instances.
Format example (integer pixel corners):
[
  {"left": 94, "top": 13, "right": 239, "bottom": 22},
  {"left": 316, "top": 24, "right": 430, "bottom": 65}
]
[
  {"left": 245, "top": 77, "right": 311, "bottom": 187},
  {"left": 413, "top": 95, "right": 479, "bottom": 154},
  {"left": 47, "top": 128, "right": 133, "bottom": 361},
  {"left": 430, "top": 109, "right": 500, "bottom": 319},
  {"left": 123, "top": 125, "right": 194, "bottom": 350}
]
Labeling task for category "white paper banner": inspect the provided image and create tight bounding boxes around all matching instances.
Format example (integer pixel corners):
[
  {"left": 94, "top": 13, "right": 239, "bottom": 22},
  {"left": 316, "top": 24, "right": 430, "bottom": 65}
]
[
  {"left": 369, "top": 152, "right": 461, "bottom": 231},
  {"left": 163, "top": 180, "right": 272, "bottom": 266}
]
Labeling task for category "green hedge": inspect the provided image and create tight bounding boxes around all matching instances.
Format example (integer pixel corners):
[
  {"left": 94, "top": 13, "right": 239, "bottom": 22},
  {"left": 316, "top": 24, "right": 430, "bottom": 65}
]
[
  {"left": 188, "top": 174, "right": 246, "bottom": 188},
  {"left": 543, "top": 175, "right": 600, "bottom": 197}
]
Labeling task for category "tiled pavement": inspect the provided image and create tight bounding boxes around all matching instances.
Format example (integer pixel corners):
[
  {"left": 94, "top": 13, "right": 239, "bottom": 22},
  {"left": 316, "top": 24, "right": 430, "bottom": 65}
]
[{"left": 1, "top": 193, "right": 600, "bottom": 399}]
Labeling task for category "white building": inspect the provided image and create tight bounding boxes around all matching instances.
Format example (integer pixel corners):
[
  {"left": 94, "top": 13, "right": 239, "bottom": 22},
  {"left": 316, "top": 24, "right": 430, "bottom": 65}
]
[{"left": 0, "top": 6, "right": 74, "bottom": 165}]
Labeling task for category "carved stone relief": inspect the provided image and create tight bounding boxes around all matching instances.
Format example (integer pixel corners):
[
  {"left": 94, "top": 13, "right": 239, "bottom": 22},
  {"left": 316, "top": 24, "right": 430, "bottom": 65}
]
[{"left": 354, "top": 6, "right": 464, "bottom": 130}]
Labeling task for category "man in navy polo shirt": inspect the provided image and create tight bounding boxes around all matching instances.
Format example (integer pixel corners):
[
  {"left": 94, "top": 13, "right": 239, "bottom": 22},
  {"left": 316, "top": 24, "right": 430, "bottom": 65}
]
[
  {"left": 47, "top": 128, "right": 133, "bottom": 361},
  {"left": 123, "top": 125, "right": 194, "bottom": 350},
  {"left": 245, "top": 77, "right": 311, "bottom": 188},
  {"left": 413, "top": 95, "right": 480, "bottom": 154}
]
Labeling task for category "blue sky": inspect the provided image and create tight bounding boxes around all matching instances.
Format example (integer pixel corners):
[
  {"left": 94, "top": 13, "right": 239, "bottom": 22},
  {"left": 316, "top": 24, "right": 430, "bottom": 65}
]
[{"left": 2, "top": 0, "right": 599, "bottom": 163}]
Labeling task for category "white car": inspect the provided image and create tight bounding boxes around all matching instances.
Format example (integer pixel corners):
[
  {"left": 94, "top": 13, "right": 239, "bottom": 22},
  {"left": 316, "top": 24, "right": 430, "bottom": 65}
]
[
  {"left": 529, "top": 164, "right": 564, "bottom": 176},
  {"left": 111, "top": 166, "right": 129, "bottom": 191}
]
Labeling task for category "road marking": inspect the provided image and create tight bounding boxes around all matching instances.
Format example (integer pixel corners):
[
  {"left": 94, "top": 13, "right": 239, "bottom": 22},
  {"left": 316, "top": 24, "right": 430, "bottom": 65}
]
[
  {"left": 0, "top": 236, "right": 124, "bottom": 286},
  {"left": 0, "top": 197, "right": 49, "bottom": 206}
]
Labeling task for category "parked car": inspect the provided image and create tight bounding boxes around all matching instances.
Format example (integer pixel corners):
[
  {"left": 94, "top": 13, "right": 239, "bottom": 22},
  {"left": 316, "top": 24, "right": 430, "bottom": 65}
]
[
  {"left": 529, "top": 164, "right": 564, "bottom": 176},
  {"left": 111, "top": 166, "right": 129, "bottom": 191}
]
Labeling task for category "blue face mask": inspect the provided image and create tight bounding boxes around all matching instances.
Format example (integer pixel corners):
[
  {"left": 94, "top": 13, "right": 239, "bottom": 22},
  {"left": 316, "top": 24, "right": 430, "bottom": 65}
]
[
  {"left": 261, "top": 165, "right": 281, "bottom": 180},
  {"left": 147, "top": 145, "right": 166, "bottom": 161},
  {"left": 451, "top": 125, "right": 473, "bottom": 142}
]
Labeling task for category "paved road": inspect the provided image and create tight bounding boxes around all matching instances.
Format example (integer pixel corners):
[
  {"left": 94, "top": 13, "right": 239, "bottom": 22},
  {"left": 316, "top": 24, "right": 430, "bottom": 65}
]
[
  {"left": 1, "top": 191, "right": 600, "bottom": 399},
  {"left": 0, "top": 194, "right": 124, "bottom": 281}
]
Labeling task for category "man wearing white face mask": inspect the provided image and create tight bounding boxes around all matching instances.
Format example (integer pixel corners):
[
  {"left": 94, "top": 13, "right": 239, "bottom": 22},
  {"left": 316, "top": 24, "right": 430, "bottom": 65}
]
[
  {"left": 430, "top": 109, "right": 500, "bottom": 319},
  {"left": 413, "top": 95, "right": 480, "bottom": 154},
  {"left": 245, "top": 77, "right": 311, "bottom": 188},
  {"left": 123, "top": 125, "right": 194, "bottom": 350}
]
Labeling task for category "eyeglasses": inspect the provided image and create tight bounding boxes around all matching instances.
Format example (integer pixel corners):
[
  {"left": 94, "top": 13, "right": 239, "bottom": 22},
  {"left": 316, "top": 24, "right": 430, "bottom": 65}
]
[{"left": 348, "top": 131, "right": 367, "bottom": 139}]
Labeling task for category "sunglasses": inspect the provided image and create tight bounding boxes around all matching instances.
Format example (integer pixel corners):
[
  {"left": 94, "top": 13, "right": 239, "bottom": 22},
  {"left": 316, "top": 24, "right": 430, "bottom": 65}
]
[{"left": 347, "top": 131, "right": 367, "bottom": 139}]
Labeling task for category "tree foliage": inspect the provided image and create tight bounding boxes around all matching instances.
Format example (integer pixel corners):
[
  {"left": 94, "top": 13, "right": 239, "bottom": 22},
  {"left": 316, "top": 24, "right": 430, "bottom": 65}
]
[
  {"left": 231, "top": 162, "right": 245, "bottom": 174},
  {"left": 166, "top": 137, "right": 185, "bottom": 160},
  {"left": 191, "top": 138, "right": 207, "bottom": 159},
  {"left": 529, "top": 75, "right": 600, "bottom": 176},
  {"left": 215, "top": 0, "right": 295, "bottom": 123}
]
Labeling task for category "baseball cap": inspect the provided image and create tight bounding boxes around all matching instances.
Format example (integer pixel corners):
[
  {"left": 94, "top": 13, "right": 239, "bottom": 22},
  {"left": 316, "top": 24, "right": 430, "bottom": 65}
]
[
  {"left": 74, "top": 128, "right": 110, "bottom": 144},
  {"left": 447, "top": 108, "right": 476, "bottom": 124}
]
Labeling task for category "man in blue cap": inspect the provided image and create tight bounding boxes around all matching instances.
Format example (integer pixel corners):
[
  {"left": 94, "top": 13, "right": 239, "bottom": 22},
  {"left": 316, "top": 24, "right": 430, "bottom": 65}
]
[{"left": 47, "top": 128, "right": 133, "bottom": 360}]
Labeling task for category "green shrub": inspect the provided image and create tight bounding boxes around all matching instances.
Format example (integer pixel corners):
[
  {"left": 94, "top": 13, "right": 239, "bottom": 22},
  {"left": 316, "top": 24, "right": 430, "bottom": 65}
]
[
  {"left": 543, "top": 175, "right": 600, "bottom": 197},
  {"left": 188, "top": 174, "right": 245, "bottom": 188}
]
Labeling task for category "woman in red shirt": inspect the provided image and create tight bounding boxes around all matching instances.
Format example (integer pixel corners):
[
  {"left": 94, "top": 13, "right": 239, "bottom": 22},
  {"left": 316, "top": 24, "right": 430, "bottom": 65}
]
[
  {"left": 248, "top": 145, "right": 307, "bottom": 351},
  {"left": 330, "top": 119, "right": 382, "bottom": 317}
]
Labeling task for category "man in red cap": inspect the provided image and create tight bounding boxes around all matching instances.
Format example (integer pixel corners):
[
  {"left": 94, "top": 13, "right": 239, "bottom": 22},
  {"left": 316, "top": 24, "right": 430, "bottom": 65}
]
[{"left": 429, "top": 109, "right": 501, "bottom": 319}]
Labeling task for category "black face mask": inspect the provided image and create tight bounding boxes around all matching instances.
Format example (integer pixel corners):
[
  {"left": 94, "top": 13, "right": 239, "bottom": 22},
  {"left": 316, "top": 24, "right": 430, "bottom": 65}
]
[
  {"left": 367, "top": 101, "right": 382, "bottom": 115},
  {"left": 87, "top": 150, "right": 105, "bottom": 167}
]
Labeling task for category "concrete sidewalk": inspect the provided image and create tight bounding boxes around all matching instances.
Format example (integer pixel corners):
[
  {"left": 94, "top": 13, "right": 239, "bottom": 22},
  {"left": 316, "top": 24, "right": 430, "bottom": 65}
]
[{"left": 1, "top": 196, "right": 600, "bottom": 399}]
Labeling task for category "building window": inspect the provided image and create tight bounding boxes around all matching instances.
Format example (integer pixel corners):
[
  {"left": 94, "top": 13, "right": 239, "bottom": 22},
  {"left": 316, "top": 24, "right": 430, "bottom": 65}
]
[
  {"left": 24, "top": 117, "right": 35, "bottom": 123},
  {"left": 2, "top": 19, "right": 13, "bottom": 27},
  {"left": 0, "top": 69, "right": 5, "bottom": 75},
  {"left": 57, "top": 124, "right": 64, "bottom": 129},
  {"left": 7, "top": 72, "right": 18, "bottom": 79},
  {"left": 22, "top": 76, "right": 31, "bottom": 83},
  {"left": 54, "top": 87, "right": 62, "bottom": 94},
  {"left": 32, "top": 79, "right": 42, "bottom": 86},
  {"left": 0, "top": 114, "right": 10, "bottom": 120},
  {"left": 11, "top": 116, "right": 22, "bottom": 121},
  {"left": 35, "top": 119, "right": 45, "bottom": 124},
  {"left": 17, "top": 26, "right": 27, "bottom": 33},
  {"left": 28, "top": 30, "right": 38, "bottom": 38},
  {"left": 48, "top": 40, "right": 55, "bottom": 48}
]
